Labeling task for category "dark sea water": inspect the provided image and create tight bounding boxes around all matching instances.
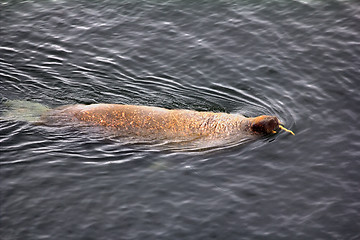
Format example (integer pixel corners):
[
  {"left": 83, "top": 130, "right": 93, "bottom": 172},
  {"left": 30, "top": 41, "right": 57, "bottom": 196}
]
[{"left": 1, "top": 0, "right": 360, "bottom": 239}]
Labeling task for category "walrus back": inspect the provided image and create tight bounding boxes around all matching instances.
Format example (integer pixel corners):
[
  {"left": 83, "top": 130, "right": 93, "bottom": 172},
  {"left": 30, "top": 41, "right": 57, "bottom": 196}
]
[{"left": 41, "top": 104, "right": 247, "bottom": 140}]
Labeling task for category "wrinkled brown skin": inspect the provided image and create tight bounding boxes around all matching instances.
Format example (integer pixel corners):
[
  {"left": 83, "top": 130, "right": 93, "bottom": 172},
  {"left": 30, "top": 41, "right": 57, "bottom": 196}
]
[{"left": 39, "top": 104, "right": 279, "bottom": 140}]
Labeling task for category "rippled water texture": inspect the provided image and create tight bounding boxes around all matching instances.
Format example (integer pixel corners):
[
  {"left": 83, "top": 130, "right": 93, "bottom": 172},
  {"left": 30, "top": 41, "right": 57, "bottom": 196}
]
[{"left": 1, "top": 0, "right": 360, "bottom": 239}]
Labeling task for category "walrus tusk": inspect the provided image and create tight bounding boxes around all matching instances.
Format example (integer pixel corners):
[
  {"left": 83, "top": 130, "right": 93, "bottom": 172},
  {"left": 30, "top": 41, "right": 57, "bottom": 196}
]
[{"left": 279, "top": 125, "right": 295, "bottom": 135}]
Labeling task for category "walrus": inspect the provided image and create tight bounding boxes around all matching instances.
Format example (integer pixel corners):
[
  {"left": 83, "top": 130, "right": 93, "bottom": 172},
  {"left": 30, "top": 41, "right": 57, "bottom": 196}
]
[
  {"left": 2, "top": 101, "right": 294, "bottom": 148},
  {"left": 39, "top": 104, "right": 286, "bottom": 137}
]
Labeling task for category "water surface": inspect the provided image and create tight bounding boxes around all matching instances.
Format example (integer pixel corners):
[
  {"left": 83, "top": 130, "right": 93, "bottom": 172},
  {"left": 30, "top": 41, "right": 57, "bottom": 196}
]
[{"left": 1, "top": 0, "right": 360, "bottom": 239}]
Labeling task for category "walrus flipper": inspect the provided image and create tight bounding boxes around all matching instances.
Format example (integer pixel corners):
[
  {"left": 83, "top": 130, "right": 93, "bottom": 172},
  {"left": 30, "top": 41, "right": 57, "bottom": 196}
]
[{"left": 1, "top": 100, "right": 50, "bottom": 123}]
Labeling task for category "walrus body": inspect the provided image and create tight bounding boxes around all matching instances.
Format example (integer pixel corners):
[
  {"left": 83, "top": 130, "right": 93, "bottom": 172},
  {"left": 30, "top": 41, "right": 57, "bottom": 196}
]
[{"left": 39, "top": 104, "right": 280, "bottom": 142}]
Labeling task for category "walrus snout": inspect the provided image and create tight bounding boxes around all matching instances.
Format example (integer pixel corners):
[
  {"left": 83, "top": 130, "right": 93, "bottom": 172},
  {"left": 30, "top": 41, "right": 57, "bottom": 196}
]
[{"left": 250, "top": 115, "right": 279, "bottom": 135}]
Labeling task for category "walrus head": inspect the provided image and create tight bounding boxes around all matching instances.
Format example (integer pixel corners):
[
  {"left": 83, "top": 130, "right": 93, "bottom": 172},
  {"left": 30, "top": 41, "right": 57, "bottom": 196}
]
[{"left": 250, "top": 115, "right": 279, "bottom": 135}]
